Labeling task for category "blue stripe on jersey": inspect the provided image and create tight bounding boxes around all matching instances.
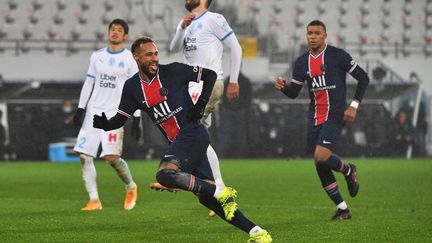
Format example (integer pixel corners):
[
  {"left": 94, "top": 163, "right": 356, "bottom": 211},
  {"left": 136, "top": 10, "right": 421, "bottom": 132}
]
[
  {"left": 220, "top": 31, "right": 233, "bottom": 41},
  {"left": 192, "top": 11, "right": 208, "bottom": 21},
  {"left": 86, "top": 74, "right": 95, "bottom": 79},
  {"left": 106, "top": 48, "right": 126, "bottom": 54}
]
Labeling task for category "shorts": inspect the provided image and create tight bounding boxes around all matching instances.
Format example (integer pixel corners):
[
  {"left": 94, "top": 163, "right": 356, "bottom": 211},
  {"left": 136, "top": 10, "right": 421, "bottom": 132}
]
[
  {"left": 188, "top": 79, "right": 224, "bottom": 128},
  {"left": 306, "top": 119, "right": 344, "bottom": 154},
  {"left": 74, "top": 111, "right": 124, "bottom": 158},
  {"left": 161, "top": 123, "right": 213, "bottom": 180}
]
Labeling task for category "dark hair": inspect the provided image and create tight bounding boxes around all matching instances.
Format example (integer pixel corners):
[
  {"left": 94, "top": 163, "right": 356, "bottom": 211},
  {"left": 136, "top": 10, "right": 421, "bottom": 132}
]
[
  {"left": 131, "top": 36, "right": 155, "bottom": 53},
  {"left": 206, "top": 0, "right": 212, "bottom": 8},
  {"left": 307, "top": 20, "right": 326, "bottom": 32},
  {"left": 108, "top": 18, "right": 129, "bottom": 34}
]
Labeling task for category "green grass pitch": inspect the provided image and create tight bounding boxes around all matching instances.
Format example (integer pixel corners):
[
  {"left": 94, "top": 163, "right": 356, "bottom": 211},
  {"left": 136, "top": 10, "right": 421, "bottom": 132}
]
[{"left": 0, "top": 158, "right": 431, "bottom": 242}]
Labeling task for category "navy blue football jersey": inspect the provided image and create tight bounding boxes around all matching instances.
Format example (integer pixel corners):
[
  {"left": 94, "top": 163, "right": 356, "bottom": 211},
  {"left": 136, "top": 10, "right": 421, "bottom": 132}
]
[
  {"left": 292, "top": 45, "right": 358, "bottom": 125},
  {"left": 117, "top": 62, "right": 203, "bottom": 142}
]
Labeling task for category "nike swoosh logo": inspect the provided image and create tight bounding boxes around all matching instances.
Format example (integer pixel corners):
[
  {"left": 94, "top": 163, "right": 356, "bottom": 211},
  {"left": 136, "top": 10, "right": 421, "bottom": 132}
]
[{"left": 323, "top": 140, "right": 332, "bottom": 144}]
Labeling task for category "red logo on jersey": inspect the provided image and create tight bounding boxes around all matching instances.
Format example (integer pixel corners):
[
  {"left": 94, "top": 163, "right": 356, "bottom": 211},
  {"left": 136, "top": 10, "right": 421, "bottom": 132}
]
[
  {"left": 108, "top": 133, "right": 117, "bottom": 142},
  {"left": 190, "top": 92, "right": 199, "bottom": 102}
]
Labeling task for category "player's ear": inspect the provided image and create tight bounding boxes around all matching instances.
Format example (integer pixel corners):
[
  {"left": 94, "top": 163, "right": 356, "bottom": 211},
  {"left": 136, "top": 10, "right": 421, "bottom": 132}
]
[{"left": 132, "top": 52, "right": 139, "bottom": 61}]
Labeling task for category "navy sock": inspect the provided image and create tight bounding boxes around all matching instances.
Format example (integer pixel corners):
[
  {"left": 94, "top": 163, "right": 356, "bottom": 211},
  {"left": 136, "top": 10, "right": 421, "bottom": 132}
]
[
  {"left": 197, "top": 195, "right": 256, "bottom": 233},
  {"left": 156, "top": 170, "right": 216, "bottom": 195},
  {"left": 315, "top": 162, "right": 344, "bottom": 205},
  {"left": 326, "top": 154, "right": 350, "bottom": 175}
]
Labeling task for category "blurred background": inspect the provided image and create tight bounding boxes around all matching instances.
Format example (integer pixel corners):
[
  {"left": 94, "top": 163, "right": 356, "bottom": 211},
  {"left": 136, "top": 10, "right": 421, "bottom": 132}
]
[{"left": 0, "top": 0, "right": 431, "bottom": 161}]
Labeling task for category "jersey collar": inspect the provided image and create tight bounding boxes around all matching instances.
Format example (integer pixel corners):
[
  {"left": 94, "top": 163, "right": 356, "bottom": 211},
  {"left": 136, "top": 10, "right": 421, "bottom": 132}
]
[
  {"left": 192, "top": 11, "right": 208, "bottom": 21},
  {"left": 309, "top": 44, "right": 328, "bottom": 59},
  {"left": 139, "top": 68, "right": 160, "bottom": 85}
]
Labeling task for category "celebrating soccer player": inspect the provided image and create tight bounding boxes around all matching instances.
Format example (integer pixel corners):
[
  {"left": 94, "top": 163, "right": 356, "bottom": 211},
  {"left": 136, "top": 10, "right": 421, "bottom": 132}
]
[
  {"left": 93, "top": 37, "right": 272, "bottom": 243},
  {"left": 275, "top": 20, "right": 370, "bottom": 220}
]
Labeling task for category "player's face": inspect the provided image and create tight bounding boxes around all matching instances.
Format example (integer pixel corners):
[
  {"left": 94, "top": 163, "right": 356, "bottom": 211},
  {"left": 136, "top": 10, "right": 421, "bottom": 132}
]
[
  {"left": 108, "top": 24, "right": 127, "bottom": 45},
  {"left": 307, "top": 25, "right": 327, "bottom": 52},
  {"left": 133, "top": 42, "right": 159, "bottom": 80},
  {"left": 185, "top": 0, "right": 200, "bottom": 11}
]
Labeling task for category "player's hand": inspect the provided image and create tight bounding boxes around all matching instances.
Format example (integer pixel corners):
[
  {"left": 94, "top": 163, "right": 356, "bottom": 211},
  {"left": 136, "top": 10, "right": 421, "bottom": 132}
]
[
  {"left": 188, "top": 98, "right": 207, "bottom": 122},
  {"left": 181, "top": 13, "right": 195, "bottom": 29},
  {"left": 275, "top": 76, "right": 286, "bottom": 90},
  {"left": 93, "top": 112, "right": 108, "bottom": 130},
  {"left": 226, "top": 83, "right": 239, "bottom": 101},
  {"left": 344, "top": 106, "right": 357, "bottom": 123},
  {"left": 73, "top": 108, "right": 86, "bottom": 126},
  {"left": 131, "top": 116, "right": 141, "bottom": 141}
]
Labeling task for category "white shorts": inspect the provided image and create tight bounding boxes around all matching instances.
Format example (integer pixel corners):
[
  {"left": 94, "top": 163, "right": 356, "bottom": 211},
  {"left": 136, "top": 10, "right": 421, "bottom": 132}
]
[{"left": 74, "top": 111, "right": 124, "bottom": 158}]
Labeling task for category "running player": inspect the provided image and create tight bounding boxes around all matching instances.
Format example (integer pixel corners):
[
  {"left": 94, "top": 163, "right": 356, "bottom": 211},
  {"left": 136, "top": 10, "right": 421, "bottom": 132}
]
[
  {"left": 93, "top": 37, "right": 271, "bottom": 243},
  {"left": 275, "top": 20, "right": 369, "bottom": 220}
]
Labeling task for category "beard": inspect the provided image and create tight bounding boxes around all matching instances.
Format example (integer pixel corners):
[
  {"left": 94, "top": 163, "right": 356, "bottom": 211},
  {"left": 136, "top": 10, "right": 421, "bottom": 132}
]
[
  {"left": 185, "top": 0, "right": 200, "bottom": 11},
  {"left": 140, "top": 63, "right": 157, "bottom": 80}
]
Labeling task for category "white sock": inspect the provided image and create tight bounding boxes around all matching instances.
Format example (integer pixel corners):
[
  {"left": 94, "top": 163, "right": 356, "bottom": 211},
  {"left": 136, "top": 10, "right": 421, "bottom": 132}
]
[
  {"left": 80, "top": 155, "right": 99, "bottom": 201},
  {"left": 337, "top": 201, "right": 348, "bottom": 210},
  {"left": 107, "top": 157, "right": 133, "bottom": 185},
  {"left": 213, "top": 185, "right": 224, "bottom": 198},
  {"left": 126, "top": 181, "right": 137, "bottom": 191},
  {"left": 249, "top": 226, "right": 263, "bottom": 235},
  {"left": 207, "top": 145, "right": 225, "bottom": 187}
]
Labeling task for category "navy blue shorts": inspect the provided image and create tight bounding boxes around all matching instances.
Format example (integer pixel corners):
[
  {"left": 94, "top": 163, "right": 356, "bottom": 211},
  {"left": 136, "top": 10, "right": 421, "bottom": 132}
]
[
  {"left": 161, "top": 123, "right": 214, "bottom": 180},
  {"left": 306, "top": 119, "right": 344, "bottom": 154}
]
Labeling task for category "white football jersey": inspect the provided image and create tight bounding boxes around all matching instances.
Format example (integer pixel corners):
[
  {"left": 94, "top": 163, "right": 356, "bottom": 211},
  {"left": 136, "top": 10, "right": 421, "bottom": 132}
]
[
  {"left": 84, "top": 47, "right": 138, "bottom": 117},
  {"left": 181, "top": 11, "right": 233, "bottom": 80}
]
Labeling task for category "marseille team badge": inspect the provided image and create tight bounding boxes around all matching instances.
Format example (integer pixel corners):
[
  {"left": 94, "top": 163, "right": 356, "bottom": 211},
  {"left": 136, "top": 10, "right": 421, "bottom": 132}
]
[{"left": 160, "top": 87, "right": 168, "bottom": 96}]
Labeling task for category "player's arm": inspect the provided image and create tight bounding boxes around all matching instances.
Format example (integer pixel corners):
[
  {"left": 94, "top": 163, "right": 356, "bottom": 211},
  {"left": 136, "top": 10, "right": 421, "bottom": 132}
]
[
  {"left": 187, "top": 66, "right": 217, "bottom": 121},
  {"left": 275, "top": 77, "right": 303, "bottom": 98},
  {"left": 223, "top": 34, "right": 242, "bottom": 101},
  {"left": 340, "top": 50, "right": 370, "bottom": 122},
  {"left": 73, "top": 54, "right": 96, "bottom": 126},
  {"left": 169, "top": 15, "right": 194, "bottom": 53},
  {"left": 93, "top": 79, "right": 138, "bottom": 130}
]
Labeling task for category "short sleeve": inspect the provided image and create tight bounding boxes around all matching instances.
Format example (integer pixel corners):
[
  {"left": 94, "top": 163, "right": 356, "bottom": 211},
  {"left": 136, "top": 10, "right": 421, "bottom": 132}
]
[
  {"left": 172, "top": 62, "right": 202, "bottom": 84},
  {"left": 86, "top": 53, "right": 97, "bottom": 79},
  {"left": 291, "top": 58, "right": 306, "bottom": 85},
  {"left": 209, "top": 13, "right": 233, "bottom": 41},
  {"left": 338, "top": 49, "right": 358, "bottom": 74},
  {"left": 118, "top": 79, "right": 138, "bottom": 118}
]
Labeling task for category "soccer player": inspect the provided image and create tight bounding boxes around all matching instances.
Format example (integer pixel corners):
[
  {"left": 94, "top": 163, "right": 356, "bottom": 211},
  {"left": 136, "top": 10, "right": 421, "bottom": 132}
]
[
  {"left": 73, "top": 19, "right": 140, "bottom": 211},
  {"left": 93, "top": 37, "right": 272, "bottom": 243},
  {"left": 168, "top": 0, "right": 242, "bottom": 216},
  {"left": 274, "top": 20, "right": 369, "bottom": 220}
]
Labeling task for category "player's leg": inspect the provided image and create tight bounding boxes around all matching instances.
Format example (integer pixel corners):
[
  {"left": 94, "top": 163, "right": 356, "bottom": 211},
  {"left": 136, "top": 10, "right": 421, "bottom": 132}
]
[
  {"left": 201, "top": 79, "right": 224, "bottom": 124},
  {"left": 315, "top": 145, "right": 351, "bottom": 219},
  {"left": 101, "top": 128, "right": 137, "bottom": 210},
  {"left": 74, "top": 120, "right": 102, "bottom": 211},
  {"left": 196, "top": 194, "right": 272, "bottom": 242},
  {"left": 318, "top": 121, "right": 359, "bottom": 197}
]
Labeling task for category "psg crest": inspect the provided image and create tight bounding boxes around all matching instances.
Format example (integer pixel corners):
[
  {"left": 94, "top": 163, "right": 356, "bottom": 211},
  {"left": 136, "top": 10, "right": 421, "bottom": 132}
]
[{"left": 159, "top": 87, "right": 168, "bottom": 96}]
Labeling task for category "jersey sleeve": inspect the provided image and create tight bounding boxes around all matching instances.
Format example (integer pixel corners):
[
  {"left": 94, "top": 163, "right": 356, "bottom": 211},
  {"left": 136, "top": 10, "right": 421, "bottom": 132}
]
[
  {"left": 209, "top": 13, "right": 234, "bottom": 41},
  {"left": 117, "top": 79, "right": 138, "bottom": 118},
  {"left": 338, "top": 49, "right": 358, "bottom": 74},
  {"left": 291, "top": 58, "right": 307, "bottom": 86},
  {"left": 173, "top": 62, "right": 203, "bottom": 84}
]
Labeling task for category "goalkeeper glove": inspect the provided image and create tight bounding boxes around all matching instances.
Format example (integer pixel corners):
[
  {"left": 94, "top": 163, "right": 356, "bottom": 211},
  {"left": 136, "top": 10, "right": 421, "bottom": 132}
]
[
  {"left": 73, "top": 108, "right": 85, "bottom": 126},
  {"left": 131, "top": 116, "right": 141, "bottom": 141},
  {"left": 188, "top": 98, "right": 207, "bottom": 122},
  {"left": 93, "top": 112, "right": 108, "bottom": 130}
]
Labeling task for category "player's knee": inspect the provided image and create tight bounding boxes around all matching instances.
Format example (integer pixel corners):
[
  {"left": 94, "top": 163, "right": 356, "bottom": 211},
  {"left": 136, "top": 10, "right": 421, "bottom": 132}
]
[
  {"left": 156, "top": 169, "right": 177, "bottom": 187},
  {"left": 314, "top": 153, "right": 330, "bottom": 164},
  {"left": 104, "top": 155, "right": 119, "bottom": 165},
  {"left": 79, "top": 153, "right": 93, "bottom": 165}
]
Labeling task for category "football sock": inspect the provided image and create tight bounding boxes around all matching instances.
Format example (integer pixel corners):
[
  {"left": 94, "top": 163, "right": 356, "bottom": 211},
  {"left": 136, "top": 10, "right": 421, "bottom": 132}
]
[
  {"left": 156, "top": 169, "right": 216, "bottom": 195},
  {"left": 80, "top": 154, "right": 99, "bottom": 200},
  {"left": 316, "top": 162, "right": 344, "bottom": 205},
  {"left": 326, "top": 154, "right": 351, "bottom": 176},
  {"left": 107, "top": 157, "right": 133, "bottom": 186},
  {"left": 337, "top": 201, "right": 348, "bottom": 210},
  {"left": 197, "top": 194, "right": 256, "bottom": 233},
  {"left": 207, "top": 145, "right": 225, "bottom": 187}
]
